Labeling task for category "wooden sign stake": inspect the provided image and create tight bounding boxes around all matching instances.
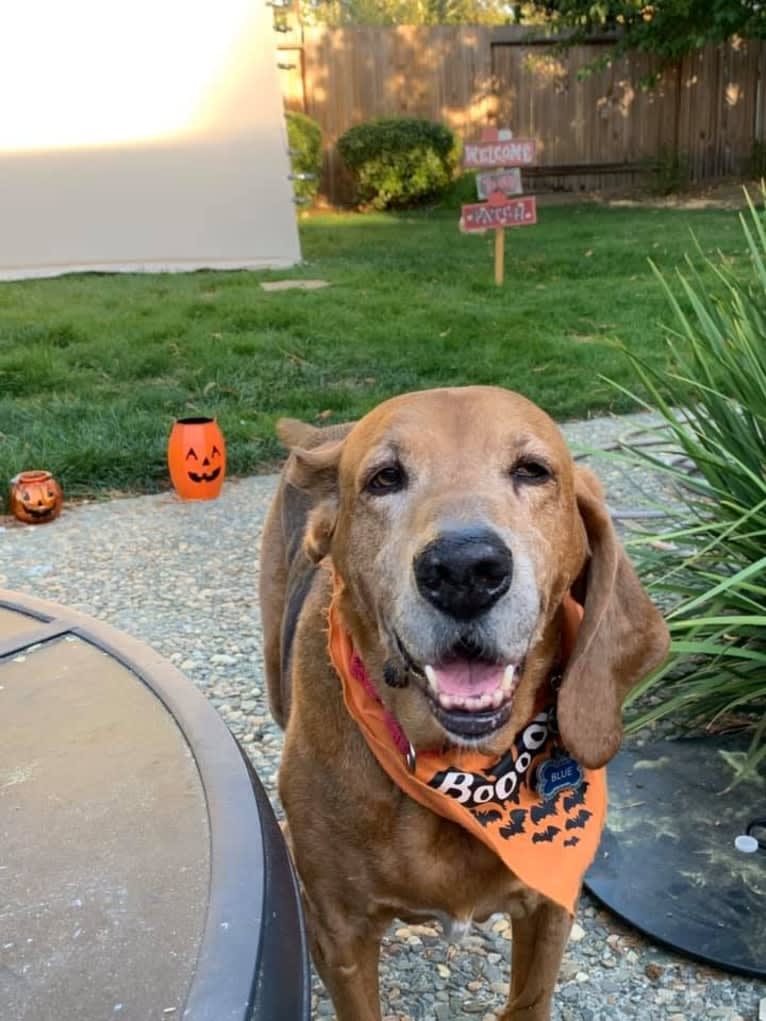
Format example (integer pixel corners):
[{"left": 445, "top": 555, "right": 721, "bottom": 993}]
[{"left": 494, "top": 227, "right": 505, "bottom": 287}]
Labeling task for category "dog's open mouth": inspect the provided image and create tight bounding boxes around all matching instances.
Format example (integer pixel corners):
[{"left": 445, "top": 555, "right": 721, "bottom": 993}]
[
  {"left": 423, "top": 659, "right": 520, "bottom": 738},
  {"left": 395, "top": 632, "right": 521, "bottom": 739}
]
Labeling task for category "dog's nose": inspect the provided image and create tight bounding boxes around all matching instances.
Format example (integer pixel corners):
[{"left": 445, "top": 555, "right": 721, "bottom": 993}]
[{"left": 413, "top": 528, "right": 513, "bottom": 620}]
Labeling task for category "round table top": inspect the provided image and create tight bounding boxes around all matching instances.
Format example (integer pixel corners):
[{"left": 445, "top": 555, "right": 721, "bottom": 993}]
[{"left": 0, "top": 590, "right": 309, "bottom": 1021}]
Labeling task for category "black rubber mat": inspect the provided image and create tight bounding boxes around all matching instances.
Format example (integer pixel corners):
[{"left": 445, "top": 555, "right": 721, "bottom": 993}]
[{"left": 586, "top": 733, "right": 765, "bottom": 978}]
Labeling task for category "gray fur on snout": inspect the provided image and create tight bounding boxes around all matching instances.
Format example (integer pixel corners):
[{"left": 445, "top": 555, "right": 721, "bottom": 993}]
[{"left": 376, "top": 529, "right": 541, "bottom": 667}]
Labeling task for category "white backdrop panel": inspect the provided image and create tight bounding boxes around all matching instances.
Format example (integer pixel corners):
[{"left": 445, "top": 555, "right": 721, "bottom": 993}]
[{"left": 0, "top": 0, "right": 301, "bottom": 279}]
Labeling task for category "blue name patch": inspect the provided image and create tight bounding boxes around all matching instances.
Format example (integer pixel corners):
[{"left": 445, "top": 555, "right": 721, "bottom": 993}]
[{"left": 537, "top": 757, "right": 583, "bottom": 802}]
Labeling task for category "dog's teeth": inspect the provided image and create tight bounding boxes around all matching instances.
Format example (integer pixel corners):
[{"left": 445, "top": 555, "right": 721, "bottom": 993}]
[
  {"left": 439, "top": 692, "right": 456, "bottom": 711},
  {"left": 491, "top": 688, "right": 505, "bottom": 709},
  {"left": 502, "top": 664, "right": 516, "bottom": 695},
  {"left": 424, "top": 664, "right": 439, "bottom": 694}
]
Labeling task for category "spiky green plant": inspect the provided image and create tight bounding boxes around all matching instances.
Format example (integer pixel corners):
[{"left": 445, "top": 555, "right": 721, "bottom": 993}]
[{"left": 613, "top": 190, "right": 766, "bottom": 781}]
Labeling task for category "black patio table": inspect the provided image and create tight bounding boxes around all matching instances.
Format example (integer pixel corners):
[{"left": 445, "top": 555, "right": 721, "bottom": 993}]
[{"left": 0, "top": 589, "right": 310, "bottom": 1021}]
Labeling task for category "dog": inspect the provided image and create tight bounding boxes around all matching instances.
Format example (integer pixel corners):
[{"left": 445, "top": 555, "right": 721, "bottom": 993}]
[{"left": 259, "top": 386, "right": 669, "bottom": 1021}]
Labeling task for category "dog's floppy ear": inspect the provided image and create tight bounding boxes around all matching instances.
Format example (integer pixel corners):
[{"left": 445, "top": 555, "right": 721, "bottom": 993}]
[
  {"left": 281, "top": 421, "right": 347, "bottom": 563},
  {"left": 557, "top": 467, "right": 669, "bottom": 769}
]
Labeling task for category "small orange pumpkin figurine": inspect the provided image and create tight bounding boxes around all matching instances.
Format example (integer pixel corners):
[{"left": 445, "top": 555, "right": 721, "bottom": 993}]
[
  {"left": 167, "top": 417, "right": 226, "bottom": 501},
  {"left": 9, "top": 470, "right": 64, "bottom": 525}
]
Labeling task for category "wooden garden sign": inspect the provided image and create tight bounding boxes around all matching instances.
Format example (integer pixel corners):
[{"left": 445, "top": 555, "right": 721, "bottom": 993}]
[
  {"left": 461, "top": 194, "right": 537, "bottom": 231},
  {"left": 460, "top": 128, "right": 538, "bottom": 286}
]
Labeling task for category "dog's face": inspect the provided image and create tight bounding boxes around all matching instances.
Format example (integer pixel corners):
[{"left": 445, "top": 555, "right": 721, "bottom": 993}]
[
  {"left": 288, "top": 386, "right": 668, "bottom": 766},
  {"left": 335, "top": 388, "right": 585, "bottom": 753}
]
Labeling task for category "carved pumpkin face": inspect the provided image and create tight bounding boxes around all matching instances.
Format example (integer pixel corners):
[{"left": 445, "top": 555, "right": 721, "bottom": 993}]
[
  {"left": 9, "top": 470, "right": 63, "bottom": 525},
  {"left": 167, "top": 417, "right": 226, "bottom": 501},
  {"left": 185, "top": 442, "right": 223, "bottom": 485}
]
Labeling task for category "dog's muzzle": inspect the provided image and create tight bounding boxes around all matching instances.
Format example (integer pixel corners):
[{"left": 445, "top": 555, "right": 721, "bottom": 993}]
[{"left": 398, "top": 527, "right": 523, "bottom": 740}]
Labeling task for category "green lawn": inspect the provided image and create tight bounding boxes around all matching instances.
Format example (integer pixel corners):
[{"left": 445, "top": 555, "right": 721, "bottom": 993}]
[{"left": 0, "top": 203, "right": 746, "bottom": 499}]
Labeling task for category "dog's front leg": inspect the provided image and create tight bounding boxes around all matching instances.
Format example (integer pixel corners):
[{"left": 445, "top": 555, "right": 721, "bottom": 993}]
[
  {"left": 498, "top": 899, "right": 572, "bottom": 1021},
  {"left": 304, "top": 895, "right": 387, "bottom": 1021}
]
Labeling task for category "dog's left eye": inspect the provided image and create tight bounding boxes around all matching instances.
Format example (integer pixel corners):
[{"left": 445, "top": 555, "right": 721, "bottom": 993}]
[
  {"left": 366, "top": 464, "right": 406, "bottom": 495},
  {"left": 511, "top": 460, "right": 551, "bottom": 485}
]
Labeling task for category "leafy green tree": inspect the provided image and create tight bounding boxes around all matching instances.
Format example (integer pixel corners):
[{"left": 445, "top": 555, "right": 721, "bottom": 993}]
[
  {"left": 301, "top": 0, "right": 516, "bottom": 26},
  {"left": 530, "top": 1, "right": 766, "bottom": 65},
  {"left": 297, "top": 0, "right": 766, "bottom": 56}
]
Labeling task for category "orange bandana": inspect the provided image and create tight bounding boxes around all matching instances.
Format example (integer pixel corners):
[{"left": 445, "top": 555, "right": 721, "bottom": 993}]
[{"left": 327, "top": 593, "right": 606, "bottom": 915}]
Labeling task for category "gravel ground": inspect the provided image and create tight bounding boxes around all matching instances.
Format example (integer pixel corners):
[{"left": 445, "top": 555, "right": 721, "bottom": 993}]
[{"left": 1, "top": 409, "right": 763, "bottom": 1021}]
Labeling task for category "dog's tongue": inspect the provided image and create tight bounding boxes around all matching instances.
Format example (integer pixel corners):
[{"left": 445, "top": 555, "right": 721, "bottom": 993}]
[{"left": 431, "top": 660, "right": 504, "bottom": 697}]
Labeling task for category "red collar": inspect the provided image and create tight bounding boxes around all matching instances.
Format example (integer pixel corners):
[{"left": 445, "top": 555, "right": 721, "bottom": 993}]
[{"left": 348, "top": 649, "right": 413, "bottom": 759}]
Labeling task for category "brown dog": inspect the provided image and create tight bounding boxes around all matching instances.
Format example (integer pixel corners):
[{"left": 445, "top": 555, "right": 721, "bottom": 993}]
[{"left": 259, "top": 386, "right": 668, "bottom": 1021}]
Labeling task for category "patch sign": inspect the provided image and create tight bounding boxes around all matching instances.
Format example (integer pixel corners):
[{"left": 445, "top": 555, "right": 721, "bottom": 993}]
[{"left": 460, "top": 196, "right": 537, "bottom": 233}]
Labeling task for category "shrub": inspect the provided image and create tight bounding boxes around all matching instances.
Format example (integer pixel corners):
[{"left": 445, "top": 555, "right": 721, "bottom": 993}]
[
  {"left": 615, "top": 189, "right": 766, "bottom": 780},
  {"left": 337, "top": 117, "right": 459, "bottom": 210},
  {"left": 440, "top": 171, "right": 479, "bottom": 210},
  {"left": 285, "top": 111, "right": 322, "bottom": 204}
]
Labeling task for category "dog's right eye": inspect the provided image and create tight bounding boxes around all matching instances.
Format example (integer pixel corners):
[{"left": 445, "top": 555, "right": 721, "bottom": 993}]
[{"left": 366, "top": 464, "right": 406, "bottom": 495}]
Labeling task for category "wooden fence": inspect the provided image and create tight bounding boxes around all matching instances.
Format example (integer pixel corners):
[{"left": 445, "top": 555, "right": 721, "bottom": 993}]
[{"left": 278, "top": 26, "right": 766, "bottom": 202}]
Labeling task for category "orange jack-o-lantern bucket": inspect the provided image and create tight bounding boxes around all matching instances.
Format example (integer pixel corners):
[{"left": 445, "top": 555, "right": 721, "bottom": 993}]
[
  {"left": 9, "top": 470, "right": 64, "bottom": 525},
  {"left": 167, "top": 417, "right": 226, "bottom": 501}
]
